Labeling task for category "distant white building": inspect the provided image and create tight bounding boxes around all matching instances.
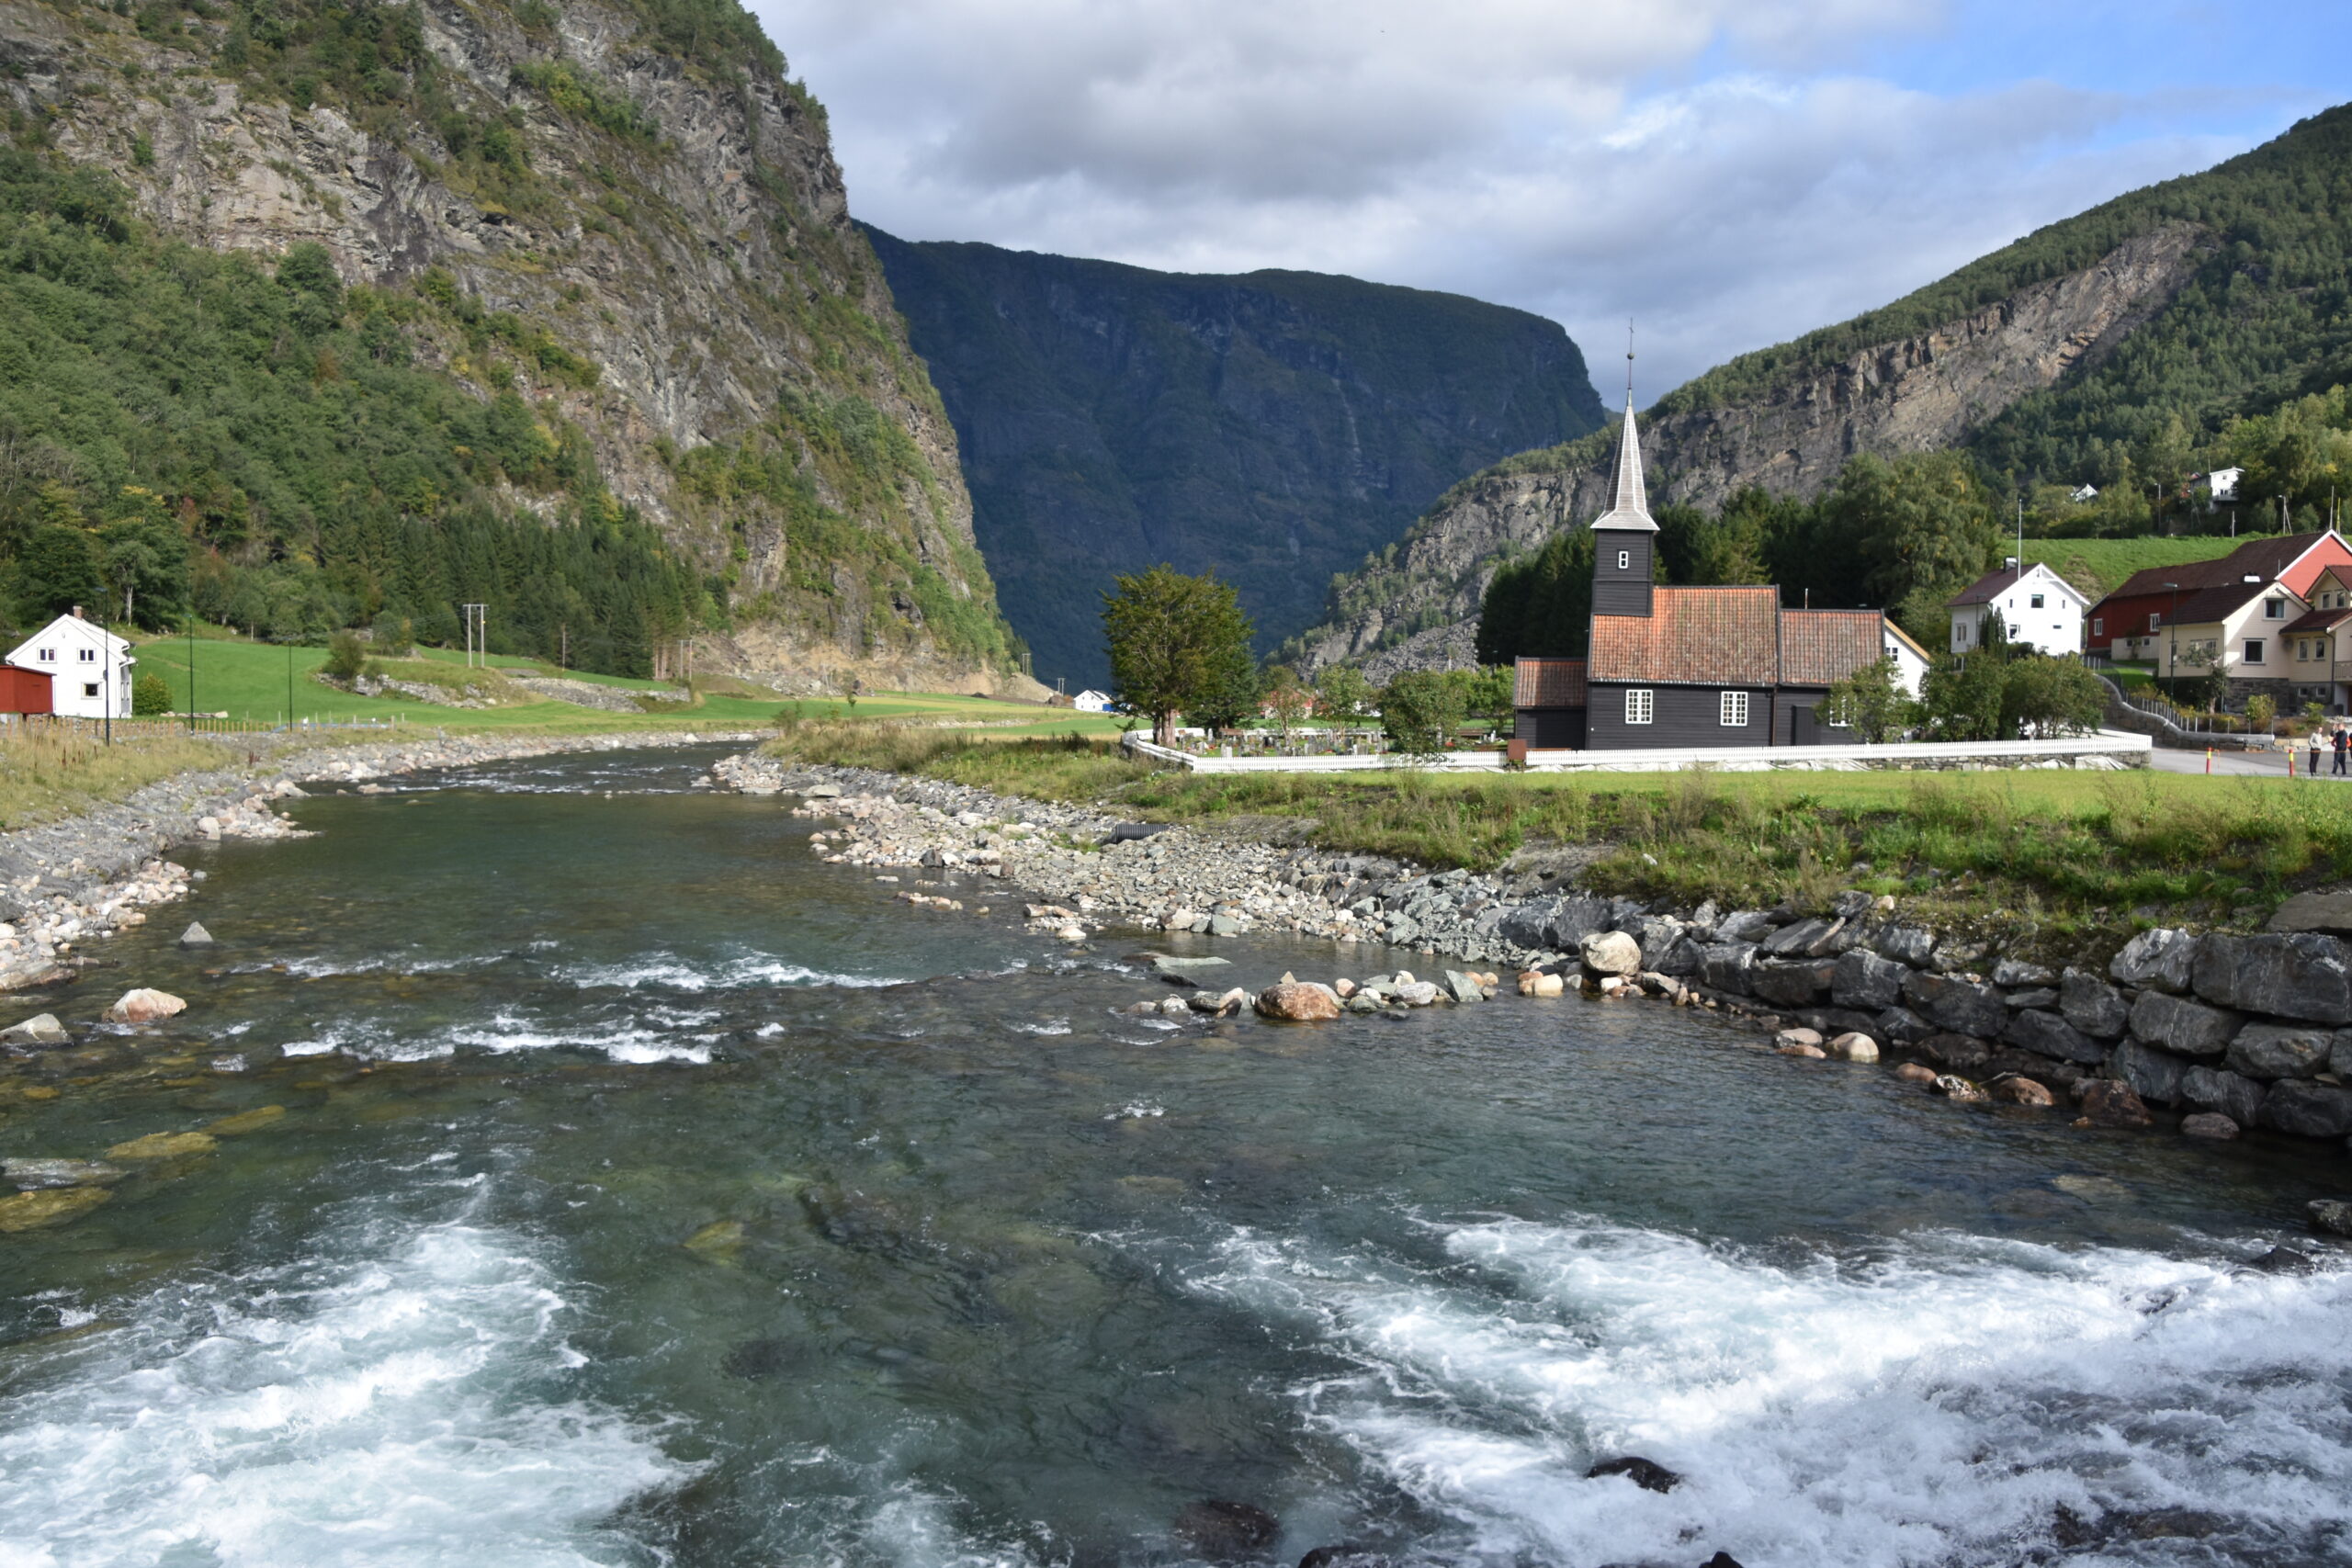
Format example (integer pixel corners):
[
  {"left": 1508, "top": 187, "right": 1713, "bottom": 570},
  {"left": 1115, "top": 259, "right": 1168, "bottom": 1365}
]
[
  {"left": 1882, "top": 619, "right": 1932, "bottom": 697},
  {"left": 2069, "top": 483, "right": 2099, "bottom": 503},
  {"left": 5, "top": 609, "right": 135, "bottom": 718},
  {"left": 1945, "top": 561, "right": 2089, "bottom": 658},
  {"left": 2206, "top": 467, "right": 2244, "bottom": 504},
  {"left": 1070, "top": 688, "right": 1114, "bottom": 713}
]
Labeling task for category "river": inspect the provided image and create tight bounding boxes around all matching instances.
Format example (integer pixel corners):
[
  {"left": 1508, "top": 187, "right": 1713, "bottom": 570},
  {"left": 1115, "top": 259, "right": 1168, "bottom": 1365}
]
[{"left": 1, "top": 744, "right": 2346, "bottom": 1568}]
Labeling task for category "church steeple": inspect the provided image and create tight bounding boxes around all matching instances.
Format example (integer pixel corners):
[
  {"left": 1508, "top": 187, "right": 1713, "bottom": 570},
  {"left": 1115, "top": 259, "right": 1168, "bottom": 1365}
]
[{"left": 1589, "top": 329, "right": 1656, "bottom": 616}]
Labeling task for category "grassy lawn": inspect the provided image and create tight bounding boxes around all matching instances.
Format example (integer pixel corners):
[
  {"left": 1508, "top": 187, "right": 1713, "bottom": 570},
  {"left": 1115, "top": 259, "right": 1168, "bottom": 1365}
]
[
  {"left": 0, "top": 728, "right": 252, "bottom": 830},
  {"left": 768, "top": 722, "right": 2351, "bottom": 949},
  {"left": 2025, "top": 536, "right": 2245, "bottom": 600}
]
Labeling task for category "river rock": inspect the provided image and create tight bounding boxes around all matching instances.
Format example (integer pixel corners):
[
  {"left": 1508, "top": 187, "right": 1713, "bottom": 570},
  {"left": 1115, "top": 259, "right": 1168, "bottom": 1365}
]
[
  {"left": 1901, "top": 973, "right": 2007, "bottom": 1038},
  {"left": 1827, "top": 1032, "right": 1879, "bottom": 1063},
  {"left": 2191, "top": 933, "right": 2352, "bottom": 1024},
  {"left": 2, "top": 1157, "right": 127, "bottom": 1190},
  {"left": 1875, "top": 1006, "right": 1934, "bottom": 1044},
  {"left": 1171, "top": 1501, "right": 1280, "bottom": 1560},
  {"left": 1761, "top": 917, "right": 1837, "bottom": 957},
  {"left": 2180, "top": 1112, "right": 2240, "bottom": 1140},
  {"left": 1933, "top": 1075, "right": 1989, "bottom": 1103},
  {"left": 1149, "top": 955, "right": 1233, "bottom": 987},
  {"left": 1697, "top": 942, "right": 1758, "bottom": 994},
  {"left": 107, "top": 988, "right": 187, "bottom": 1024},
  {"left": 1751, "top": 961, "right": 1830, "bottom": 1007},
  {"left": 2108, "top": 1040, "right": 2188, "bottom": 1105},
  {"left": 2179, "top": 1066, "right": 2266, "bottom": 1128},
  {"left": 1922, "top": 1033, "right": 1992, "bottom": 1073},
  {"left": 1498, "top": 894, "right": 1613, "bottom": 953},
  {"left": 1831, "top": 948, "right": 1906, "bottom": 1010},
  {"left": 2110, "top": 928, "right": 2198, "bottom": 993},
  {"left": 1990, "top": 1077, "right": 2053, "bottom": 1106},
  {"left": 2267, "top": 891, "right": 2352, "bottom": 935},
  {"left": 1443, "top": 970, "right": 1484, "bottom": 1004},
  {"left": 2309, "top": 1198, "right": 2352, "bottom": 1236},
  {"left": 2257, "top": 1080, "right": 2352, "bottom": 1139},
  {"left": 2058, "top": 970, "right": 2131, "bottom": 1039},
  {"left": 1393, "top": 981, "right": 1442, "bottom": 1007},
  {"left": 1992, "top": 958, "right": 2058, "bottom": 988},
  {"left": 1875, "top": 925, "right": 1937, "bottom": 967},
  {"left": 178, "top": 921, "right": 214, "bottom": 948},
  {"left": 1579, "top": 930, "right": 1643, "bottom": 977},
  {"left": 106, "top": 1130, "right": 219, "bottom": 1160},
  {"left": 2225, "top": 1022, "right": 2334, "bottom": 1080},
  {"left": 2075, "top": 1080, "right": 2154, "bottom": 1129},
  {"left": 1520, "top": 970, "right": 1566, "bottom": 998},
  {"left": 1773, "top": 1027, "right": 1824, "bottom": 1049},
  {"left": 1777, "top": 1041, "right": 1827, "bottom": 1058},
  {"left": 1587, "top": 1456, "right": 1680, "bottom": 1493},
  {"left": 1894, "top": 1062, "right": 1938, "bottom": 1084},
  {"left": 0, "top": 1187, "right": 111, "bottom": 1232},
  {"left": 1255, "top": 982, "right": 1341, "bottom": 1021},
  {"left": 0, "top": 1012, "right": 70, "bottom": 1046},
  {"left": 2126, "top": 991, "right": 2240, "bottom": 1057},
  {"left": 2003, "top": 1010, "right": 2102, "bottom": 1065}
]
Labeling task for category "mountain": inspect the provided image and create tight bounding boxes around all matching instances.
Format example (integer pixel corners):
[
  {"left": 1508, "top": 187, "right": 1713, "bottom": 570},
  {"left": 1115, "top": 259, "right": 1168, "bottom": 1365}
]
[
  {"left": 1297, "top": 103, "right": 2352, "bottom": 674},
  {"left": 863, "top": 230, "right": 1607, "bottom": 689},
  {"left": 0, "top": 0, "right": 1023, "bottom": 687}
]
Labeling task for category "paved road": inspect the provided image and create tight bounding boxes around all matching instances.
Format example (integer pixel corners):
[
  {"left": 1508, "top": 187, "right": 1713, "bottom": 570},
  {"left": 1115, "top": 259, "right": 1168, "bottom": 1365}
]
[{"left": 2149, "top": 743, "right": 2352, "bottom": 778}]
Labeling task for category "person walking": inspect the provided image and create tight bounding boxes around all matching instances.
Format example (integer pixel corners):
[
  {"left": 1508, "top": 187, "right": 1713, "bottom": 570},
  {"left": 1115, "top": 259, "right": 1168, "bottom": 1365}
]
[
  {"left": 2311, "top": 727, "right": 2324, "bottom": 778},
  {"left": 2334, "top": 723, "right": 2348, "bottom": 776}
]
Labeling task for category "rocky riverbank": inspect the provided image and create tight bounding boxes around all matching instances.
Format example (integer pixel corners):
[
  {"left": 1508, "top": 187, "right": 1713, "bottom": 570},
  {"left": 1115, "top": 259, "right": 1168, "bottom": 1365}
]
[
  {"left": 716, "top": 749, "right": 2352, "bottom": 1196},
  {"left": 0, "top": 729, "right": 755, "bottom": 993}
]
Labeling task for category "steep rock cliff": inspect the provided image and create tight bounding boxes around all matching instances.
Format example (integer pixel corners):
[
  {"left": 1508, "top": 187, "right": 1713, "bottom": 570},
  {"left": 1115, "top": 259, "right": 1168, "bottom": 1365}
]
[
  {"left": 1296, "top": 223, "right": 2209, "bottom": 669},
  {"left": 0, "top": 0, "right": 1020, "bottom": 686},
  {"left": 865, "top": 230, "right": 1605, "bottom": 689}
]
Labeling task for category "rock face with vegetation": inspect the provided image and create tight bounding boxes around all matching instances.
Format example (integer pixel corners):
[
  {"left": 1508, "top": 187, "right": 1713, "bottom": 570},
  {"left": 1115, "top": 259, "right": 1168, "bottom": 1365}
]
[
  {"left": 863, "top": 230, "right": 1605, "bottom": 688},
  {"left": 1299, "top": 105, "right": 2352, "bottom": 670},
  {"left": 0, "top": 0, "right": 1020, "bottom": 685}
]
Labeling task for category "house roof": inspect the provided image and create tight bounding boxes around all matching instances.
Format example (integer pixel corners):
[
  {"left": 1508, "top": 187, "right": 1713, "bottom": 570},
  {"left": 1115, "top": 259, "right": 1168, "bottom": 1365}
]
[
  {"left": 1513, "top": 657, "right": 1587, "bottom": 707},
  {"left": 1589, "top": 586, "right": 1780, "bottom": 686},
  {"left": 1883, "top": 619, "right": 1932, "bottom": 664},
  {"left": 2165, "top": 577, "right": 2295, "bottom": 626},
  {"left": 1781, "top": 609, "right": 1887, "bottom": 686},
  {"left": 1587, "top": 403, "right": 1657, "bottom": 536},
  {"left": 2282, "top": 607, "right": 2352, "bottom": 635},
  {"left": 1947, "top": 561, "right": 2086, "bottom": 608},
  {"left": 4, "top": 613, "right": 134, "bottom": 671},
  {"left": 2098, "top": 532, "right": 2340, "bottom": 607}
]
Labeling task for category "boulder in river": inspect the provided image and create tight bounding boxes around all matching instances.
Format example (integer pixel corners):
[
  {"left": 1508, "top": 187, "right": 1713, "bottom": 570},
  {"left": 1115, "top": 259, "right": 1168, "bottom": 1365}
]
[
  {"left": 105, "top": 1130, "right": 218, "bottom": 1160},
  {"left": 1148, "top": 955, "right": 1234, "bottom": 987},
  {"left": 1587, "top": 1455, "right": 1680, "bottom": 1493},
  {"left": 1171, "top": 1500, "right": 1280, "bottom": 1560},
  {"left": 2179, "top": 1112, "right": 2240, "bottom": 1140},
  {"left": 0, "top": 1187, "right": 111, "bottom": 1232},
  {"left": 2308, "top": 1198, "right": 2352, "bottom": 1236},
  {"left": 1518, "top": 970, "right": 1565, "bottom": 998},
  {"left": 1579, "top": 930, "right": 1642, "bottom": 977},
  {"left": 1393, "top": 981, "right": 1442, "bottom": 1007},
  {"left": 1932, "top": 1075, "right": 1988, "bottom": 1103},
  {"left": 1989, "top": 1077, "right": 2053, "bottom": 1107},
  {"left": 1894, "top": 1062, "right": 1938, "bottom": 1085},
  {"left": 0, "top": 1012, "right": 70, "bottom": 1046},
  {"left": 1827, "top": 1032, "right": 1878, "bottom": 1063},
  {"left": 107, "top": 989, "right": 187, "bottom": 1024},
  {"left": 2075, "top": 1080, "right": 2153, "bottom": 1129},
  {"left": 178, "top": 922, "right": 215, "bottom": 948},
  {"left": 1256, "top": 982, "right": 1341, "bottom": 1021}
]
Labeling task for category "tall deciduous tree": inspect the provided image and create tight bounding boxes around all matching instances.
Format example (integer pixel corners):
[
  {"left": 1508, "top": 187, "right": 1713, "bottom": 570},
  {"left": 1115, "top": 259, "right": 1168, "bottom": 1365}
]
[{"left": 1102, "top": 565, "right": 1256, "bottom": 746}]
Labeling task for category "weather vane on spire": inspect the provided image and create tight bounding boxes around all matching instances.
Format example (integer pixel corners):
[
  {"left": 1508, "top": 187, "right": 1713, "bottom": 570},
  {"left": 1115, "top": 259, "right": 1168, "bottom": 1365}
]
[{"left": 1624, "top": 321, "right": 1635, "bottom": 410}]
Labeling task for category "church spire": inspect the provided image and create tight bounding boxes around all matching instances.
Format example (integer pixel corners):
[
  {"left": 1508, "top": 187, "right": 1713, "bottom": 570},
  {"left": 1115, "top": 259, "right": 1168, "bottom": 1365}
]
[{"left": 1590, "top": 326, "right": 1657, "bottom": 535}]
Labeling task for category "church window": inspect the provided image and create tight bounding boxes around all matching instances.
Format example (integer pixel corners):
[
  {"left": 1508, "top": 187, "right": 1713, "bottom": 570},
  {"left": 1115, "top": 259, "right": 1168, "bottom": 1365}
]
[
  {"left": 1616, "top": 550, "right": 1630, "bottom": 570},
  {"left": 1719, "top": 691, "right": 1747, "bottom": 727},
  {"left": 1625, "top": 689, "right": 1653, "bottom": 726}
]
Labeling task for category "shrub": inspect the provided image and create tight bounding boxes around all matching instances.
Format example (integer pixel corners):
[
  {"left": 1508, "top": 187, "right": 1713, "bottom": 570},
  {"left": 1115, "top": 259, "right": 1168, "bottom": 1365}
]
[
  {"left": 371, "top": 613, "right": 413, "bottom": 657},
  {"left": 131, "top": 671, "right": 171, "bottom": 716},
  {"left": 1379, "top": 670, "right": 1467, "bottom": 756},
  {"left": 323, "top": 628, "right": 367, "bottom": 682}
]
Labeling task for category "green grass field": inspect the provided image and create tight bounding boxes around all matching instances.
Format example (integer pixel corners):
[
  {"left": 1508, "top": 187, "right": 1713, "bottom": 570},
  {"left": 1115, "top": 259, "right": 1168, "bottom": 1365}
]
[{"left": 2025, "top": 536, "right": 2245, "bottom": 600}]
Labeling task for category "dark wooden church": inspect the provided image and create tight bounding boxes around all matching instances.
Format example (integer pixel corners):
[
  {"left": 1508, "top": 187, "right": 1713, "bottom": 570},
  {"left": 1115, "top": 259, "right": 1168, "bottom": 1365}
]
[{"left": 1512, "top": 398, "right": 1900, "bottom": 750}]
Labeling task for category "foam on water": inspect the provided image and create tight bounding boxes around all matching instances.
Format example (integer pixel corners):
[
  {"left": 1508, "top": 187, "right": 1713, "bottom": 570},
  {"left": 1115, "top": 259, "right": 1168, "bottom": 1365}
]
[
  {"left": 0, "top": 1210, "right": 689, "bottom": 1568},
  {"left": 1188, "top": 1217, "right": 2352, "bottom": 1567},
  {"left": 559, "top": 951, "right": 904, "bottom": 992}
]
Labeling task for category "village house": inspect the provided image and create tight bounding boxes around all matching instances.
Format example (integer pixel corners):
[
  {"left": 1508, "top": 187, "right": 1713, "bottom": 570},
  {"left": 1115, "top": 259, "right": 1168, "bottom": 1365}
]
[
  {"left": 2086, "top": 530, "right": 2352, "bottom": 661},
  {"left": 2282, "top": 566, "right": 2352, "bottom": 713},
  {"left": 2146, "top": 576, "right": 2307, "bottom": 705},
  {"left": 1945, "top": 561, "right": 2088, "bottom": 656},
  {"left": 1512, "top": 401, "right": 1899, "bottom": 750},
  {"left": 3, "top": 609, "right": 135, "bottom": 719},
  {"left": 1070, "top": 689, "right": 1114, "bottom": 713}
]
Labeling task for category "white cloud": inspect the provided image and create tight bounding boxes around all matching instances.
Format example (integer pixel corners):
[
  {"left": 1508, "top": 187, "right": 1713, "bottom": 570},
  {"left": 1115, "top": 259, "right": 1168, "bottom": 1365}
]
[{"left": 757, "top": 0, "right": 2285, "bottom": 394}]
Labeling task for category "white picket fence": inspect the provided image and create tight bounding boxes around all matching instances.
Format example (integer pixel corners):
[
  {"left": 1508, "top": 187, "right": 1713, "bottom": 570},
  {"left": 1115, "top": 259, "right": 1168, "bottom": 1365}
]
[{"left": 1121, "top": 730, "right": 2154, "bottom": 774}]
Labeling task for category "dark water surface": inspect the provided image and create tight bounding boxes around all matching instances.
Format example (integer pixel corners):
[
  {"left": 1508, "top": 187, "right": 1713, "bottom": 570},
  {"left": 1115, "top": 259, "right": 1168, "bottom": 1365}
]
[{"left": 2, "top": 746, "right": 2347, "bottom": 1568}]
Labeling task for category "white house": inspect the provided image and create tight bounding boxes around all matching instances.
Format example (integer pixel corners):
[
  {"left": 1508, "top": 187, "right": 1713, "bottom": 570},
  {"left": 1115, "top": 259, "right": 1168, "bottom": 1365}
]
[
  {"left": 2207, "top": 467, "right": 2244, "bottom": 504},
  {"left": 5, "top": 610, "right": 136, "bottom": 718},
  {"left": 1883, "top": 619, "right": 1932, "bottom": 697},
  {"left": 2070, "top": 483, "right": 2100, "bottom": 503},
  {"left": 1945, "top": 560, "right": 2088, "bottom": 657},
  {"left": 1070, "top": 689, "right": 1114, "bottom": 713}
]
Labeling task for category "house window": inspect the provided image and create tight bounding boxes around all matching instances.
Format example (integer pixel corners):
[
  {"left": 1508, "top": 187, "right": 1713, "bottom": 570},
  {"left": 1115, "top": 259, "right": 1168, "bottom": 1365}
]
[
  {"left": 76, "top": 649, "right": 94, "bottom": 662},
  {"left": 37, "top": 648, "right": 53, "bottom": 662},
  {"left": 2030, "top": 593, "right": 2045, "bottom": 609},
  {"left": 1616, "top": 549, "right": 1631, "bottom": 570},
  {"left": 1719, "top": 691, "right": 1748, "bottom": 728},
  {"left": 2266, "top": 597, "right": 2287, "bottom": 620},
  {"left": 2092, "top": 617, "right": 2103, "bottom": 636},
  {"left": 2245, "top": 639, "right": 2266, "bottom": 664},
  {"left": 2148, "top": 613, "right": 2161, "bottom": 633},
  {"left": 1625, "top": 689, "right": 1653, "bottom": 726},
  {"left": 81, "top": 682, "right": 97, "bottom": 698}
]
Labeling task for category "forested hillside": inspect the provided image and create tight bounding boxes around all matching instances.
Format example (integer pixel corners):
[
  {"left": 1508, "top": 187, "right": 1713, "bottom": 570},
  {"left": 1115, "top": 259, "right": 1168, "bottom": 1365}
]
[
  {"left": 0, "top": 0, "right": 1022, "bottom": 684},
  {"left": 1298, "top": 103, "right": 2352, "bottom": 672},
  {"left": 865, "top": 229, "right": 1604, "bottom": 688}
]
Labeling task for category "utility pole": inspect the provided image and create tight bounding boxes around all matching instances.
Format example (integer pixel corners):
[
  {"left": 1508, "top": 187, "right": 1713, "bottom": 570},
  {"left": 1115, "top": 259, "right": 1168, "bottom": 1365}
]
[
  {"left": 287, "top": 639, "right": 295, "bottom": 730},
  {"left": 460, "top": 603, "right": 488, "bottom": 667},
  {"left": 559, "top": 622, "right": 567, "bottom": 671},
  {"left": 103, "top": 610, "right": 112, "bottom": 747}
]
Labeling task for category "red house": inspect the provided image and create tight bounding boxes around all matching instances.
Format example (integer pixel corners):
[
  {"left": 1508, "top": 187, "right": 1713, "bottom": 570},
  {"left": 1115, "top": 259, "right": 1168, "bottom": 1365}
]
[
  {"left": 2086, "top": 531, "right": 2352, "bottom": 660},
  {"left": 0, "top": 664, "right": 51, "bottom": 716}
]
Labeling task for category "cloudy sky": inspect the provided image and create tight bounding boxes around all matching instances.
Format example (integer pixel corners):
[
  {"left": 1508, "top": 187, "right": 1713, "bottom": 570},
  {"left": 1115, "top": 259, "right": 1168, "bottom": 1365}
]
[{"left": 755, "top": 0, "right": 2348, "bottom": 399}]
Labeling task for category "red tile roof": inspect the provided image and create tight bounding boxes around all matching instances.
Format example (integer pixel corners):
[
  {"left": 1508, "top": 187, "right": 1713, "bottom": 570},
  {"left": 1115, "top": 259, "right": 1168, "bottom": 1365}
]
[
  {"left": 1781, "top": 609, "right": 1888, "bottom": 686},
  {"left": 1513, "top": 658, "right": 1587, "bottom": 707},
  {"left": 1589, "top": 586, "right": 1781, "bottom": 686}
]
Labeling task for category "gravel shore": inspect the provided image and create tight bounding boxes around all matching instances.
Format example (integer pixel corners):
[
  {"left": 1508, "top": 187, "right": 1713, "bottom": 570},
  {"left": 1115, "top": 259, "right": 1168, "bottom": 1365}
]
[{"left": 0, "top": 729, "right": 754, "bottom": 990}]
